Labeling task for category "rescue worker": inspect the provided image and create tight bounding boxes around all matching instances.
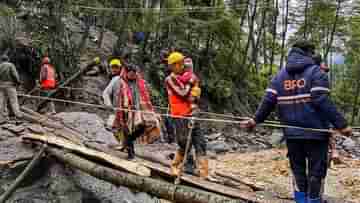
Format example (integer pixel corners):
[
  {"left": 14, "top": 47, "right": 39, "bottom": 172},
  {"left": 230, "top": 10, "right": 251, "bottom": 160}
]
[
  {"left": 0, "top": 54, "right": 23, "bottom": 119},
  {"left": 109, "top": 58, "right": 122, "bottom": 78},
  {"left": 240, "top": 40, "right": 352, "bottom": 203},
  {"left": 104, "top": 63, "right": 158, "bottom": 160},
  {"left": 103, "top": 58, "right": 125, "bottom": 145},
  {"left": 165, "top": 51, "right": 208, "bottom": 179},
  {"left": 39, "top": 57, "right": 57, "bottom": 114}
]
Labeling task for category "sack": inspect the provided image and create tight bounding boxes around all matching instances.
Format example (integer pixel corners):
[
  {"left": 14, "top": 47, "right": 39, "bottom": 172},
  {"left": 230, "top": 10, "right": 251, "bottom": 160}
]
[
  {"left": 137, "top": 119, "right": 161, "bottom": 144},
  {"left": 106, "top": 114, "right": 116, "bottom": 129}
]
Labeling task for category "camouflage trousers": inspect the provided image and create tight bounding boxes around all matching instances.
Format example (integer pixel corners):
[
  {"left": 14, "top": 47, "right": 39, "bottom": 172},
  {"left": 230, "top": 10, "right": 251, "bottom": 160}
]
[{"left": 0, "top": 86, "right": 22, "bottom": 118}]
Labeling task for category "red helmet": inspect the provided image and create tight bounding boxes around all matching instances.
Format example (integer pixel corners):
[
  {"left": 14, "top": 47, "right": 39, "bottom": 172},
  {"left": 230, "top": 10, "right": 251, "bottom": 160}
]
[{"left": 42, "top": 57, "right": 50, "bottom": 64}]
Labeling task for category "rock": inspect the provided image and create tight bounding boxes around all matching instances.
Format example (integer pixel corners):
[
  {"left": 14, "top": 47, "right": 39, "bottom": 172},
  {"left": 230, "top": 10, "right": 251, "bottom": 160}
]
[
  {"left": 27, "top": 124, "right": 46, "bottom": 134},
  {"left": 207, "top": 141, "right": 231, "bottom": 154},
  {"left": 0, "top": 117, "right": 7, "bottom": 124},
  {"left": 72, "top": 170, "right": 153, "bottom": 203},
  {"left": 342, "top": 138, "right": 356, "bottom": 151},
  {"left": 55, "top": 112, "right": 117, "bottom": 145},
  {"left": 2, "top": 124, "right": 25, "bottom": 134},
  {"left": 0, "top": 137, "right": 34, "bottom": 161},
  {"left": 0, "top": 129, "right": 17, "bottom": 139},
  {"left": 4, "top": 162, "right": 82, "bottom": 203},
  {"left": 207, "top": 133, "right": 222, "bottom": 141}
]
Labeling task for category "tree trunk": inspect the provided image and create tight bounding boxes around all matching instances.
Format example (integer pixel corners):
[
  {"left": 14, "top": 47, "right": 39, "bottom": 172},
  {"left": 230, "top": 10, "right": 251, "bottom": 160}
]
[
  {"left": 251, "top": 0, "right": 270, "bottom": 71},
  {"left": 47, "top": 147, "right": 244, "bottom": 203},
  {"left": 303, "top": 0, "right": 309, "bottom": 38},
  {"left": 269, "top": 0, "right": 279, "bottom": 75},
  {"left": 22, "top": 134, "right": 151, "bottom": 177},
  {"left": 241, "top": 0, "right": 258, "bottom": 68},
  {"left": 351, "top": 80, "right": 360, "bottom": 125},
  {"left": 85, "top": 142, "right": 261, "bottom": 202},
  {"left": 279, "top": 0, "right": 290, "bottom": 70},
  {"left": 324, "top": 0, "right": 341, "bottom": 62},
  {"left": 239, "top": 0, "right": 250, "bottom": 28}
]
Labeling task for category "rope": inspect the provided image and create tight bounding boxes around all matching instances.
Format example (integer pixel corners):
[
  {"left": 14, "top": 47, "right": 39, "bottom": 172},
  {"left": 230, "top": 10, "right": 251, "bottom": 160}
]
[
  {"left": 37, "top": 85, "right": 251, "bottom": 119},
  {"left": 18, "top": 94, "right": 358, "bottom": 135},
  {"left": 55, "top": 85, "right": 251, "bottom": 119},
  {"left": 18, "top": 94, "right": 245, "bottom": 124}
]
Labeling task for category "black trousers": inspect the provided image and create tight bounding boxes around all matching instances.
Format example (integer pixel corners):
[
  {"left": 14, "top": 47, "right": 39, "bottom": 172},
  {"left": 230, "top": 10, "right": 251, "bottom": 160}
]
[
  {"left": 126, "top": 125, "right": 146, "bottom": 156},
  {"left": 173, "top": 118, "right": 206, "bottom": 157},
  {"left": 286, "top": 139, "right": 329, "bottom": 199}
]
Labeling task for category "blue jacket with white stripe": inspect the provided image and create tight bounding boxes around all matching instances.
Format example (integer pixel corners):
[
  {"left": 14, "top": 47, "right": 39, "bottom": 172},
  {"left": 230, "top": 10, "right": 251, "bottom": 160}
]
[{"left": 255, "top": 48, "right": 347, "bottom": 140}]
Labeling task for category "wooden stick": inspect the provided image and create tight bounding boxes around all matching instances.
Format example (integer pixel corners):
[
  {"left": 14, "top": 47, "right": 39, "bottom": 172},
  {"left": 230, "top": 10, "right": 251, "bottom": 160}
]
[{"left": 0, "top": 145, "right": 46, "bottom": 203}]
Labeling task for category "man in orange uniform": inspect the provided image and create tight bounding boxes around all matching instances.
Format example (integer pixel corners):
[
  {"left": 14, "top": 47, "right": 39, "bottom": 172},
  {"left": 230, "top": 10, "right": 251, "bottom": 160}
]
[
  {"left": 165, "top": 51, "right": 208, "bottom": 179},
  {"left": 39, "top": 57, "right": 57, "bottom": 114}
]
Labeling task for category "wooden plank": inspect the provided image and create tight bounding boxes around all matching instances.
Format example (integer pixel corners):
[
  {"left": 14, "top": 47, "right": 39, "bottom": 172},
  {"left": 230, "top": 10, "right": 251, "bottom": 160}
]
[
  {"left": 141, "top": 161, "right": 262, "bottom": 202},
  {"left": 47, "top": 147, "right": 242, "bottom": 203},
  {"left": 22, "top": 133, "right": 151, "bottom": 177},
  {"left": 84, "top": 142, "right": 262, "bottom": 202}
]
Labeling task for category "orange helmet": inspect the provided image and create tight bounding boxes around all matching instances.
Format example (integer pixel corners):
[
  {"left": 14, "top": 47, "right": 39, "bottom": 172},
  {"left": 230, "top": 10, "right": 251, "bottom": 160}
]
[{"left": 42, "top": 57, "right": 50, "bottom": 64}]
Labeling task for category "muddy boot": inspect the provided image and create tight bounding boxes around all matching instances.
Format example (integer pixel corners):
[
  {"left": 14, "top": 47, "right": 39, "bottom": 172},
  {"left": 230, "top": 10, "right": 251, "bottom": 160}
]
[
  {"left": 171, "top": 151, "right": 184, "bottom": 176},
  {"left": 197, "top": 157, "right": 209, "bottom": 180}
]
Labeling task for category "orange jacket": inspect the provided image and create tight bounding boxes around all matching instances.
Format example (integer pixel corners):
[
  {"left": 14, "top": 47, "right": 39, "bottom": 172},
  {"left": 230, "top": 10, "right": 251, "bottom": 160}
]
[
  {"left": 165, "top": 74, "right": 192, "bottom": 117},
  {"left": 40, "top": 64, "right": 56, "bottom": 89}
]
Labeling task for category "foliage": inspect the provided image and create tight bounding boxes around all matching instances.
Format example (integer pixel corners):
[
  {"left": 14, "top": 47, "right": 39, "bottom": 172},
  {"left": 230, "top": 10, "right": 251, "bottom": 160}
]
[{"left": 0, "top": 0, "right": 358, "bottom": 117}]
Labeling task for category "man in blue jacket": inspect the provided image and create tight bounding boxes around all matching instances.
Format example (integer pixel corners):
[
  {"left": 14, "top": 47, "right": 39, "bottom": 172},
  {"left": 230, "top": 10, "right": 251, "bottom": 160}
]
[{"left": 240, "top": 40, "right": 352, "bottom": 203}]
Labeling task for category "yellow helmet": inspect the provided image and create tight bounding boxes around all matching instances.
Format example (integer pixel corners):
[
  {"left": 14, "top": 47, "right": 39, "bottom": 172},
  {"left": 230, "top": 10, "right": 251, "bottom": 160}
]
[
  {"left": 110, "top": 59, "right": 121, "bottom": 67},
  {"left": 93, "top": 57, "right": 101, "bottom": 65},
  {"left": 167, "top": 52, "right": 185, "bottom": 65}
]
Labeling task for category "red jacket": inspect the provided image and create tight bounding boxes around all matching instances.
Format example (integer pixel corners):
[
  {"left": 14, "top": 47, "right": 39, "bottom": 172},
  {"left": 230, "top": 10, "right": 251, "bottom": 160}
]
[{"left": 40, "top": 63, "right": 56, "bottom": 89}]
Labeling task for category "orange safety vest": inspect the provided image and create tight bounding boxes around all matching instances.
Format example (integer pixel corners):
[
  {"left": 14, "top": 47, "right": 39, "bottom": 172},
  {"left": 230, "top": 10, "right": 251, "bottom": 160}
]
[
  {"left": 168, "top": 94, "right": 192, "bottom": 117},
  {"left": 41, "top": 64, "right": 56, "bottom": 89}
]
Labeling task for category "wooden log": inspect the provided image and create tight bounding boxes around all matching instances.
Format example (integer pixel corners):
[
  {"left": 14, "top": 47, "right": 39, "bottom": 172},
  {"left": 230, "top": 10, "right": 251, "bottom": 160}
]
[
  {"left": 84, "top": 142, "right": 261, "bottom": 202},
  {"left": 0, "top": 145, "right": 46, "bottom": 203},
  {"left": 22, "top": 133, "right": 151, "bottom": 177},
  {"left": 47, "top": 147, "right": 245, "bottom": 203}
]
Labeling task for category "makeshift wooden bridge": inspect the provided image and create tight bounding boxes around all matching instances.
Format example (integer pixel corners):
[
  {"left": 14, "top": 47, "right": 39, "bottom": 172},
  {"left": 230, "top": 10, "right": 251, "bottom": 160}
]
[{"left": 0, "top": 107, "right": 318, "bottom": 203}]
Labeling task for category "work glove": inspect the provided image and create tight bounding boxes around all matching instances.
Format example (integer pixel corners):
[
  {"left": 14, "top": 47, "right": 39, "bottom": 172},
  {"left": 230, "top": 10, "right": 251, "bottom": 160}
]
[
  {"left": 239, "top": 118, "right": 256, "bottom": 130},
  {"left": 191, "top": 86, "right": 201, "bottom": 97},
  {"left": 338, "top": 126, "right": 353, "bottom": 137}
]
